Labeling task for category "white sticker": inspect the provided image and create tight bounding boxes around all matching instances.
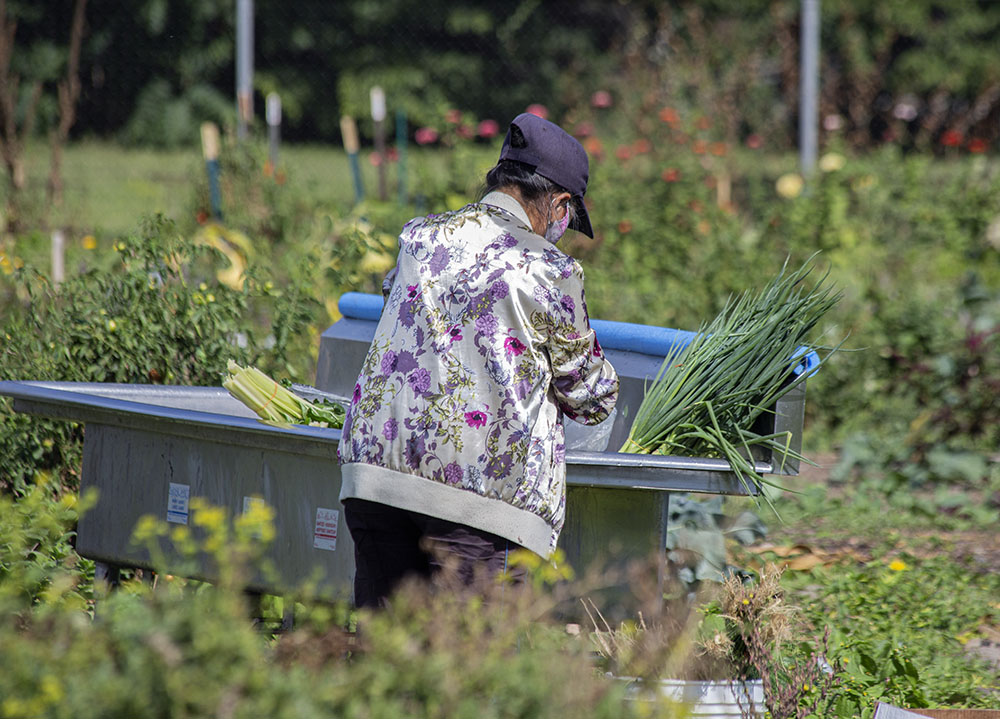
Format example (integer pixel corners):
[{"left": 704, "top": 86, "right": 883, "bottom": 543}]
[
  {"left": 167, "top": 483, "right": 190, "bottom": 524},
  {"left": 313, "top": 507, "right": 339, "bottom": 551}
]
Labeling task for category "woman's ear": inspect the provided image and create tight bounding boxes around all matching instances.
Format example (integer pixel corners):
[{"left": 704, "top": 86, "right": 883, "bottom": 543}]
[{"left": 553, "top": 191, "right": 572, "bottom": 219}]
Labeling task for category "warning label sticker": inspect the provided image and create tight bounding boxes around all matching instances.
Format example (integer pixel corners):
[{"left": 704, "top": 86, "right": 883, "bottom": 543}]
[
  {"left": 167, "top": 483, "right": 190, "bottom": 524},
  {"left": 313, "top": 507, "right": 339, "bottom": 551}
]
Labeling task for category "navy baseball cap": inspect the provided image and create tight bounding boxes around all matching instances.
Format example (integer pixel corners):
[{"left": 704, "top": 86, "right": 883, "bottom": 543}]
[{"left": 498, "top": 112, "right": 594, "bottom": 238}]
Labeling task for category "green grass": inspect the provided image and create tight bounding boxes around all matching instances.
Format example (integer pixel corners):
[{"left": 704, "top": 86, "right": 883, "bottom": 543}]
[{"left": 12, "top": 139, "right": 496, "bottom": 240}]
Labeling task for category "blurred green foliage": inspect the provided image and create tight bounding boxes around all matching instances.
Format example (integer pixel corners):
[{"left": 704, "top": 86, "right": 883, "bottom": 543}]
[
  {"left": 16, "top": 1, "right": 1000, "bottom": 151},
  {"left": 0, "top": 215, "right": 319, "bottom": 495}
]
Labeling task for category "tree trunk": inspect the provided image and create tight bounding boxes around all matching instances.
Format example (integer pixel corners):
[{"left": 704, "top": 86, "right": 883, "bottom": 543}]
[{"left": 47, "top": 0, "right": 87, "bottom": 207}]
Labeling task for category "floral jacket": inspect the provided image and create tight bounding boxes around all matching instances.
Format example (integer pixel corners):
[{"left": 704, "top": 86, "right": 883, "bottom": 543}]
[{"left": 337, "top": 191, "right": 619, "bottom": 556}]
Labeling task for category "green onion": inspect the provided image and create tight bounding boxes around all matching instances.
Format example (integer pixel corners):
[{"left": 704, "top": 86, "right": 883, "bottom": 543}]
[
  {"left": 223, "top": 361, "right": 345, "bottom": 428},
  {"left": 620, "top": 255, "right": 843, "bottom": 502}
]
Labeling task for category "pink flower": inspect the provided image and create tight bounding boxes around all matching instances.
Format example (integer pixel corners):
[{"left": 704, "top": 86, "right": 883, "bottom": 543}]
[
  {"left": 504, "top": 336, "right": 526, "bottom": 357},
  {"left": 525, "top": 103, "right": 548, "bottom": 119},
  {"left": 477, "top": 119, "right": 500, "bottom": 138},
  {"left": 456, "top": 124, "right": 473, "bottom": 139},
  {"left": 368, "top": 152, "right": 383, "bottom": 167},
  {"left": 445, "top": 109, "right": 462, "bottom": 124},
  {"left": 448, "top": 325, "right": 463, "bottom": 343},
  {"left": 746, "top": 133, "right": 763, "bottom": 149},
  {"left": 591, "top": 90, "right": 613, "bottom": 109},
  {"left": 465, "top": 410, "right": 488, "bottom": 429},
  {"left": 573, "top": 121, "right": 595, "bottom": 138},
  {"left": 415, "top": 127, "right": 439, "bottom": 145}
]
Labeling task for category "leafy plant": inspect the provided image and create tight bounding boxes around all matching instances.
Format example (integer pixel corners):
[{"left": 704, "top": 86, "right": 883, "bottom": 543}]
[{"left": 0, "top": 214, "right": 319, "bottom": 495}]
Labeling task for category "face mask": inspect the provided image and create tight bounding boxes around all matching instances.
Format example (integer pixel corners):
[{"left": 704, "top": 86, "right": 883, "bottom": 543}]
[{"left": 544, "top": 201, "right": 571, "bottom": 244}]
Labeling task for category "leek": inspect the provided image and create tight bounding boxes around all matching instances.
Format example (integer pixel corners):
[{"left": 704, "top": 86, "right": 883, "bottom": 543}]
[{"left": 620, "top": 256, "right": 843, "bottom": 499}]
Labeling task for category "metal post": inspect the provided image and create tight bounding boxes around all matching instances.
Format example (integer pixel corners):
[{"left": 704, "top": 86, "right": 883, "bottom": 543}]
[
  {"left": 236, "top": 0, "right": 254, "bottom": 140},
  {"left": 371, "top": 86, "right": 387, "bottom": 201},
  {"left": 266, "top": 92, "right": 281, "bottom": 170},
  {"left": 340, "top": 115, "right": 364, "bottom": 204},
  {"left": 396, "top": 109, "right": 408, "bottom": 204},
  {"left": 799, "top": 0, "right": 820, "bottom": 175},
  {"left": 201, "top": 122, "right": 223, "bottom": 220},
  {"left": 51, "top": 230, "right": 65, "bottom": 285}
]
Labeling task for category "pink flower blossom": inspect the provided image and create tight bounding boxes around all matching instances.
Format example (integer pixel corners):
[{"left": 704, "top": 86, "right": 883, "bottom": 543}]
[
  {"left": 504, "top": 336, "right": 526, "bottom": 357},
  {"left": 445, "top": 109, "right": 462, "bottom": 124},
  {"left": 525, "top": 103, "right": 548, "bottom": 119},
  {"left": 415, "top": 127, "right": 439, "bottom": 145},
  {"left": 465, "top": 410, "right": 488, "bottom": 429},
  {"left": 477, "top": 119, "right": 500, "bottom": 138},
  {"left": 591, "top": 90, "right": 613, "bottom": 109}
]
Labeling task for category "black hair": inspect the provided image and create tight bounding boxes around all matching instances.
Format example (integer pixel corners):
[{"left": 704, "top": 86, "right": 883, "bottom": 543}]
[{"left": 480, "top": 124, "right": 576, "bottom": 228}]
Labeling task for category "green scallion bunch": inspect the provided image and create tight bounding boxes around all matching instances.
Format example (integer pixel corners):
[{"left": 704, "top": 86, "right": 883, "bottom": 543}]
[
  {"left": 223, "top": 361, "right": 345, "bottom": 428},
  {"left": 620, "top": 256, "right": 842, "bottom": 497}
]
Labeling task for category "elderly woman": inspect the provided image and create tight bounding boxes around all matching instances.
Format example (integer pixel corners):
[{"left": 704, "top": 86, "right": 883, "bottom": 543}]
[{"left": 337, "top": 112, "right": 619, "bottom": 608}]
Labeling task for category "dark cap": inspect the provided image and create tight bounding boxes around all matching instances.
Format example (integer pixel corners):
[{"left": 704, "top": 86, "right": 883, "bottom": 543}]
[{"left": 498, "top": 112, "right": 594, "bottom": 238}]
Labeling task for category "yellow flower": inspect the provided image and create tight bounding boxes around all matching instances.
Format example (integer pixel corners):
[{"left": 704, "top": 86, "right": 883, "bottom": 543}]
[
  {"left": 889, "top": 559, "right": 908, "bottom": 572},
  {"left": 819, "top": 152, "right": 846, "bottom": 172},
  {"left": 81, "top": 235, "right": 97, "bottom": 250},
  {"left": 776, "top": 172, "right": 804, "bottom": 198}
]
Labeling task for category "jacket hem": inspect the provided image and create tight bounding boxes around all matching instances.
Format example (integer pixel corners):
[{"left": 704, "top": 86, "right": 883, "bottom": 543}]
[{"left": 339, "top": 462, "right": 555, "bottom": 558}]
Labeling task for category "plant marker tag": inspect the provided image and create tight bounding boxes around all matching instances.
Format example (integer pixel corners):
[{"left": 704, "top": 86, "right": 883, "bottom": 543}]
[
  {"left": 167, "top": 483, "right": 190, "bottom": 524},
  {"left": 313, "top": 508, "right": 339, "bottom": 551},
  {"left": 243, "top": 496, "right": 265, "bottom": 514}
]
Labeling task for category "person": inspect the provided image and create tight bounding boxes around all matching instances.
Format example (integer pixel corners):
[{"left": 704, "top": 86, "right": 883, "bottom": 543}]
[{"left": 337, "top": 112, "right": 619, "bottom": 608}]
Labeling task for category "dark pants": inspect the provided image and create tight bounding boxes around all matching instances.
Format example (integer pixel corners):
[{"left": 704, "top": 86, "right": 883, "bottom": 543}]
[{"left": 343, "top": 498, "right": 522, "bottom": 609}]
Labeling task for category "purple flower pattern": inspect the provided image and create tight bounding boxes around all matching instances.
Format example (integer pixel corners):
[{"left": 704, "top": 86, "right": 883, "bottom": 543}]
[{"left": 338, "top": 196, "right": 618, "bottom": 552}]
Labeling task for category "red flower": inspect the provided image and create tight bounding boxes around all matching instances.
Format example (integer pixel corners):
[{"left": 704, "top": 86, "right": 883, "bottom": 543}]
[
  {"left": 693, "top": 140, "right": 707, "bottom": 155},
  {"left": 710, "top": 142, "right": 727, "bottom": 156},
  {"left": 591, "top": 90, "right": 613, "bottom": 109},
  {"left": 968, "top": 137, "right": 988, "bottom": 153},
  {"left": 584, "top": 137, "right": 604, "bottom": 158},
  {"left": 940, "top": 129, "right": 962, "bottom": 147},
  {"left": 477, "top": 119, "right": 500, "bottom": 138},
  {"left": 387, "top": 147, "right": 399, "bottom": 162},
  {"left": 573, "top": 121, "right": 595, "bottom": 138},
  {"left": 746, "top": 134, "right": 763, "bottom": 149},
  {"left": 415, "top": 127, "right": 439, "bottom": 145},
  {"left": 368, "top": 152, "right": 383, "bottom": 167},
  {"left": 661, "top": 168, "right": 680, "bottom": 182},
  {"left": 633, "top": 138, "right": 652, "bottom": 154},
  {"left": 617, "top": 220, "right": 633, "bottom": 234},
  {"left": 615, "top": 145, "right": 632, "bottom": 161},
  {"left": 659, "top": 107, "right": 679, "bottom": 125},
  {"left": 444, "top": 109, "right": 462, "bottom": 124},
  {"left": 525, "top": 103, "right": 548, "bottom": 119}
]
